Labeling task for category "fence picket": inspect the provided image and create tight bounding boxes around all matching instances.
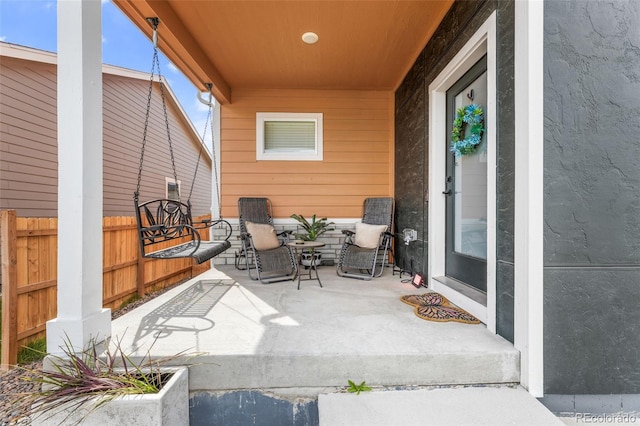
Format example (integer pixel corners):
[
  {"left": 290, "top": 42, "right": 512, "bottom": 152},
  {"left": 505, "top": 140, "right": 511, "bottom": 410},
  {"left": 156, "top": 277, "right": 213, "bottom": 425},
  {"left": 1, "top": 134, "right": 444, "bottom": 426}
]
[{"left": 0, "top": 211, "right": 212, "bottom": 367}]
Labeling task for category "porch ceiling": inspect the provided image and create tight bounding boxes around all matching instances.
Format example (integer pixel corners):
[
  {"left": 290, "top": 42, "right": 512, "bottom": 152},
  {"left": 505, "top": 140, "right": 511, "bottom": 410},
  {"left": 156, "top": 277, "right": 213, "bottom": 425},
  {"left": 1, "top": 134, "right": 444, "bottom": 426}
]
[{"left": 112, "top": 0, "right": 453, "bottom": 104}]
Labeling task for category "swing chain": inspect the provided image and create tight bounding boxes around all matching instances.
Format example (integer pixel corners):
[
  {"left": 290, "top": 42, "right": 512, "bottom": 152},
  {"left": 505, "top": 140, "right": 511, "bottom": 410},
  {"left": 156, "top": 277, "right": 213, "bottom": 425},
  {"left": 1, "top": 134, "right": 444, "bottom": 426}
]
[
  {"left": 210, "top": 102, "right": 222, "bottom": 220},
  {"left": 135, "top": 18, "right": 180, "bottom": 203},
  {"left": 188, "top": 83, "right": 222, "bottom": 220},
  {"left": 187, "top": 84, "right": 211, "bottom": 203},
  {"left": 159, "top": 62, "right": 180, "bottom": 203}
]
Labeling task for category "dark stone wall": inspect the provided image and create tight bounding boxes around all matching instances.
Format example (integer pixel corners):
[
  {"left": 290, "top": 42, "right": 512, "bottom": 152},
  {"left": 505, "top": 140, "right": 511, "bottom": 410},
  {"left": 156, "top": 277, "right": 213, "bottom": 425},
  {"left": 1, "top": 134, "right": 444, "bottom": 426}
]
[
  {"left": 394, "top": 49, "right": 427, "bottom": 276},
  {"left": 494, "top": 0, "right": 516, "bottom": 343},
  {"left": 394, "top": 0, "right": 516, "bottom": 341},
  {"left": 543, "top": 0, "right": 640, "bottom": 395}
]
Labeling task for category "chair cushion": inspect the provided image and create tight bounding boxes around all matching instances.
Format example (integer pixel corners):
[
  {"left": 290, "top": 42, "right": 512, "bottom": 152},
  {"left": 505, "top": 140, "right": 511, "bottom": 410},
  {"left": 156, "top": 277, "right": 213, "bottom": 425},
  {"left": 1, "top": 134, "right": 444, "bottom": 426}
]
[
  {"left": 246, "top": 221, "right": 280, "bottom": 251},
  {"left": 354, "top": 223, "right": 387, "bottom": 249}
]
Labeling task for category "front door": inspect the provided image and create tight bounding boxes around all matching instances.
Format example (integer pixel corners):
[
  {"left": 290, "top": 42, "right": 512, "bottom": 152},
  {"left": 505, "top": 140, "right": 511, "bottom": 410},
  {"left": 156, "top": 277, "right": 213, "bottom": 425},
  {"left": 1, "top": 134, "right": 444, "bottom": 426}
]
[{"left": 444, "top": 56, "right": 487, "bottom": 292}]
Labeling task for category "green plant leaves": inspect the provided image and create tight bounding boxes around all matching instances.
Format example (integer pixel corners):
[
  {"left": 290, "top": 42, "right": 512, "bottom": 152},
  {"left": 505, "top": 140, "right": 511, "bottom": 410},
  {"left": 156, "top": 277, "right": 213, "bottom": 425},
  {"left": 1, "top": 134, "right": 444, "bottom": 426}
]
[
  {"left": 290, "top": 214, "right": 334, "bottom": 241},
  {"left": 347, "top": 380, "right": 372, "bottom": 395}
]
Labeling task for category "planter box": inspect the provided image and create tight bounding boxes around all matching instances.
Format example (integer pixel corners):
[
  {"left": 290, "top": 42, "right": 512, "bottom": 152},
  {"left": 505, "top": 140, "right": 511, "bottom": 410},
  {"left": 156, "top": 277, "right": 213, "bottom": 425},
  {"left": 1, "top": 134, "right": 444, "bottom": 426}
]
[
  {"left": 32, "top": 367, "right": 189, "bottom": 426},
  {"left": 301, "top": 250, "right": 322, "bottom": 267}
]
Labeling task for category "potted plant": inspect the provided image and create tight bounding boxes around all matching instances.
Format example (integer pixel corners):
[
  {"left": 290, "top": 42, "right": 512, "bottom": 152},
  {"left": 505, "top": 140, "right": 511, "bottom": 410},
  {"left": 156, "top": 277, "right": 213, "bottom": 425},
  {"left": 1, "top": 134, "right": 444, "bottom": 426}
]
[
  {"left": 290, "top": 214, "right": 334, "bottom": 267},
  {"left": 21, "top": 336, "right": 189, "bottom": 426}
]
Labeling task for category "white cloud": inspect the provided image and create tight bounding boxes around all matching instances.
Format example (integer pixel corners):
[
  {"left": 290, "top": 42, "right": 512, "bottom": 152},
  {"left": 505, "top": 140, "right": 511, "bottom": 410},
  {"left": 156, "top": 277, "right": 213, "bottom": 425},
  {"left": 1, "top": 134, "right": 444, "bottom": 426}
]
[
  {"left": 102, "top": 35, "right": 107, "bottom": 44},
  {"left": 167, "top": 62, "right": 179, "bottom": 73},
  {"left": 0, "top": 36, "right": 6, "bottom": 42}
]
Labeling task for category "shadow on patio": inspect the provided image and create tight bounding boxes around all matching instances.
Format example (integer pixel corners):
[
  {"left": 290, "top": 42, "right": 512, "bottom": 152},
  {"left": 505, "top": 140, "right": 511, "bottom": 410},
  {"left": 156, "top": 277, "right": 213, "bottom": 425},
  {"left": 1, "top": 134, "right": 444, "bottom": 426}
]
[
  {"left": 130, "top": 280, "right": 235, "bottom": 352},
  {"left": 112, "top": 264, "right": 519, "bottom": 394}
]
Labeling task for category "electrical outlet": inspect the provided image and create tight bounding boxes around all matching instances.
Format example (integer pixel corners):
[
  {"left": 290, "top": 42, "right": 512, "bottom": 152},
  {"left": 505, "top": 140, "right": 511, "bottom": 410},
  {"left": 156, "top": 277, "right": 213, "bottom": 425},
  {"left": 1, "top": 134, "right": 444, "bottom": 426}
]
[{"left": 402, "top": 228, "right": 418, "bottom": 243}]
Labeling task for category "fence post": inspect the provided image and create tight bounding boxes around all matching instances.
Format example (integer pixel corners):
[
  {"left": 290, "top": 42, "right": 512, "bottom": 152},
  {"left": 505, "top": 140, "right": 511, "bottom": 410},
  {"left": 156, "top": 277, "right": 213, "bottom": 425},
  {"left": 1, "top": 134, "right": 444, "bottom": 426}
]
[
  {"left": 137, "top": 252, "right": 146, "bottom": 298},
  {"left": 1, "top": 210, "right": 18, "bottom": 370}
]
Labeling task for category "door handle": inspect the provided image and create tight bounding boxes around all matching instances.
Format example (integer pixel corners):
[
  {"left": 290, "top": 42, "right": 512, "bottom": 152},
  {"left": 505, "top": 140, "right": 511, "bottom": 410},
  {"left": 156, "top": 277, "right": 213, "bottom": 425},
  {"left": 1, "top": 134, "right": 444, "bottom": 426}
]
[{"left": 442, "top": 189, "right": 452, "bottom": 195}]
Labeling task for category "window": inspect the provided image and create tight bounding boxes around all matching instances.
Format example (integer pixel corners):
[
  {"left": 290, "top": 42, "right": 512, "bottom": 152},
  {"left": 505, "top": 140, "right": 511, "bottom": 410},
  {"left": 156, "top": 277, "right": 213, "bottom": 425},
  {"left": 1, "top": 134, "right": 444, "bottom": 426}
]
[
  {"left": 256, "top": 112, "right": 323, "bottom": 161},
  {"left": 165, "top": 177, "right": 181, "bottom": 201}
]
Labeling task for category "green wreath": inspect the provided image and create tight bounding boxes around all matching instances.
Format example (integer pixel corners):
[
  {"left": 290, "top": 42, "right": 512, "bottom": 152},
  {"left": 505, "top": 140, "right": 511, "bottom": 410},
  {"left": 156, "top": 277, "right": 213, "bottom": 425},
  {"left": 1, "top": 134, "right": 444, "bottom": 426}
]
[{"left": 450, "top": 104, "right": 485, "bottom": 157}]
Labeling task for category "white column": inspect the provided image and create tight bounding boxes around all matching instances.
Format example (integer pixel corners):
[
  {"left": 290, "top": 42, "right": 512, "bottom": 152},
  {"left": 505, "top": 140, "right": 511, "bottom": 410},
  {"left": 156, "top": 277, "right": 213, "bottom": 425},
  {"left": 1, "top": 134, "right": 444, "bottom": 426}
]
[
  {"left": 47, "top": 0, "right": 111, "bottom": 355},
  {"left": 514, "top": 0, "right": 544, "bottom": 396}
]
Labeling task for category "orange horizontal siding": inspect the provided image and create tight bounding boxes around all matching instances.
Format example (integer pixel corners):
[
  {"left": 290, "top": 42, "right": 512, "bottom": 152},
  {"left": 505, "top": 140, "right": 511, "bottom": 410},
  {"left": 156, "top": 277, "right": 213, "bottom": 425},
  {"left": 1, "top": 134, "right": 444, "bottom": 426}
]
[
  {"left": 221, "top": 162, "right": 384, "bottom": 175},
  {"left": 224, "top": 173, "right": 388, "bottom": 185},
  {"left": 221, "top": 151, "right": 389, "bottom": 164},
  {"left": 221, "top": 195, "right": 378, "bottom": 219},
  {"left": 220, "top": 88, "right": 394, "bottom": 219},
  {"left": 221, "top": 140, "right": 389, "bottom": 153},
  {"left": 224, "top": 184, "right": 386, "bottom": 197}
]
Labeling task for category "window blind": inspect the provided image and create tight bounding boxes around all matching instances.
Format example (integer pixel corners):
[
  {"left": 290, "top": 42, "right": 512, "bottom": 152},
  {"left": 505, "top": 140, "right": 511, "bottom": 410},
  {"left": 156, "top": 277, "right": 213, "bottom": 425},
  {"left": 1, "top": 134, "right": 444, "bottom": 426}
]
[{"left": 264, "top": 120, "right": 316, "bottom": 151}]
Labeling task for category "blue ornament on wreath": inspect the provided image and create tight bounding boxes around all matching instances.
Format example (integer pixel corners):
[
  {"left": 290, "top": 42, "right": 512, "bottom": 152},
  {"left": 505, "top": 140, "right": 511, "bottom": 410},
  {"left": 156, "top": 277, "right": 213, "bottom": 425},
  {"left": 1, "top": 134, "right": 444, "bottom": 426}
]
[{"left": 450, "top": 104, "right": 485, "bottom": 157}]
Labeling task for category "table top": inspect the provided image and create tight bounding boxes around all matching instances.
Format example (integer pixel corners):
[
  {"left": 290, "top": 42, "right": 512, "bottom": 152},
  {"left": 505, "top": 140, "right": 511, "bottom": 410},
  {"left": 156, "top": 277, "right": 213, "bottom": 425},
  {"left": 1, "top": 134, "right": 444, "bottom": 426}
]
[{"left": 286, "top": 240, "right": 325, "bottom": 249}]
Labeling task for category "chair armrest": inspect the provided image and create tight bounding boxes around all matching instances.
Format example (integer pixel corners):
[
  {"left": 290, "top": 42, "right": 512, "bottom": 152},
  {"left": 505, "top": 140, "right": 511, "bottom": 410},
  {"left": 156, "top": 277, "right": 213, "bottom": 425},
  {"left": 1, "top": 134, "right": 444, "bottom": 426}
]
[
  {"left": 277, "top": 229, "right": 293, "bottom": 242},
  {"left": 342, "top": 229, "right": 356, "bottom": 244}
]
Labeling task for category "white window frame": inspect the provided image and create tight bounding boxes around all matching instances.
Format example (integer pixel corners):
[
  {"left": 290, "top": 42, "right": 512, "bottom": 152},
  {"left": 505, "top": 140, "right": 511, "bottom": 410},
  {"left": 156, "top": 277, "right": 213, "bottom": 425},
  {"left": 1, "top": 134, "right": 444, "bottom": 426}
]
[
  {"left": 165, "top": 177, "right": 181, "bottom": 201},
  {"left": 256, "top": 112, "right": 323, "bottom": 161}
]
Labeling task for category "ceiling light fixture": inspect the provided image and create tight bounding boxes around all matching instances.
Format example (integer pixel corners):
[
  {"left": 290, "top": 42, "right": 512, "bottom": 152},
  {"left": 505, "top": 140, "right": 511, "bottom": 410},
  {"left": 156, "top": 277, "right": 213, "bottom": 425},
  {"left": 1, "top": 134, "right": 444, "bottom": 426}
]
[{"left": 302, "top": 32, "right": 319, "bottom": 44}]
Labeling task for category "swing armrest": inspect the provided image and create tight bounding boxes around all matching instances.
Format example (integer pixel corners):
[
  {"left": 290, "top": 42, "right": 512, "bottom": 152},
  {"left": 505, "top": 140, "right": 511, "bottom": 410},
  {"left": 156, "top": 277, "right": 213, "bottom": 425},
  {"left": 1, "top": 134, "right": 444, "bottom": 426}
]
[
  {"left": 191, "top": 219, "right": 233, "bottom": 241},
  {"left": 208, "top": 219, "right": 233, "bottom": 241},
  {"left": 193, "top": 218, "right": 212, "bottom": 227}
]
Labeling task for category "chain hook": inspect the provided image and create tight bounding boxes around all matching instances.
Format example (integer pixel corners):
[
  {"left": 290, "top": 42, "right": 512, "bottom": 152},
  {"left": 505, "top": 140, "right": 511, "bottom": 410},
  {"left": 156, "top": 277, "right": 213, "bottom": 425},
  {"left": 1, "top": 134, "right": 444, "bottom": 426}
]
[
  {"left": 206, "top": 83, "right": 213, "bottom": 105},
  {"left": 147, "top": 17, "right": 160, "bottom": 48}
]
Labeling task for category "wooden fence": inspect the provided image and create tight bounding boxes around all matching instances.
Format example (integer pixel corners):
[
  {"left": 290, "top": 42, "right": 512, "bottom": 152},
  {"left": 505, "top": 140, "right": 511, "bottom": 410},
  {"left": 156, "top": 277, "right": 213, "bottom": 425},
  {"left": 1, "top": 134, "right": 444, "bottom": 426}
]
[{"left": 1, "top": 210, "right": 211, "bottom": 369}]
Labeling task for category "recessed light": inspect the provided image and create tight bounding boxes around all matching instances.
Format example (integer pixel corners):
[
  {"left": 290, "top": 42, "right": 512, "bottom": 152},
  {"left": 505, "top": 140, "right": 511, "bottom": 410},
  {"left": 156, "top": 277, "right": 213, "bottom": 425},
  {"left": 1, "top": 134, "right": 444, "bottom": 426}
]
[{"left": 302, "top": 32, "right": 319, "bottom": 44}]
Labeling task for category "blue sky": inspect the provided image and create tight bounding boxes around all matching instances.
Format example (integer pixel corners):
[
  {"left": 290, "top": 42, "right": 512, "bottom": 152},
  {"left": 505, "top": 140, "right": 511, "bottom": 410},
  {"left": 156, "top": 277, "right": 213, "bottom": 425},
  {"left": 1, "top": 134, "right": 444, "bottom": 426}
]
[{"left": 0, "top": 0, "right": 212, "bottom": 149}]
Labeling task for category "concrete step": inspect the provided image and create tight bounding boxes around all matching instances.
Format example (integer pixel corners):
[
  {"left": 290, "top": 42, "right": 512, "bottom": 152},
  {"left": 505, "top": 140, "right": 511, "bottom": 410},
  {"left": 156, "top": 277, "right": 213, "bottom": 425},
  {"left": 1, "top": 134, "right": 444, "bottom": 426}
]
[{"left": 318, "top": 385, "right": 563, "bottom": 426}]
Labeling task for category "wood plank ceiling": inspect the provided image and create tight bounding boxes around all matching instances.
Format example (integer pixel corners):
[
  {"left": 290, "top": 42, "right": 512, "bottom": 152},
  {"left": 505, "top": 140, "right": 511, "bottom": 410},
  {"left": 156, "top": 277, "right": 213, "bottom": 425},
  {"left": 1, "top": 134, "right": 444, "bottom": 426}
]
[{"left": 113, "top": 1, "right": 453, "bottom": 104}]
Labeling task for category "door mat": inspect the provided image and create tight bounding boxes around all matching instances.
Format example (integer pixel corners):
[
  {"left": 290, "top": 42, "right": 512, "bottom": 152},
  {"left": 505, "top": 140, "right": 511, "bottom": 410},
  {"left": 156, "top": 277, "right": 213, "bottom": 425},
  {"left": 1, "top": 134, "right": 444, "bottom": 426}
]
[{"left": 400, "top": 292, "right": 480, "bottom": 324}]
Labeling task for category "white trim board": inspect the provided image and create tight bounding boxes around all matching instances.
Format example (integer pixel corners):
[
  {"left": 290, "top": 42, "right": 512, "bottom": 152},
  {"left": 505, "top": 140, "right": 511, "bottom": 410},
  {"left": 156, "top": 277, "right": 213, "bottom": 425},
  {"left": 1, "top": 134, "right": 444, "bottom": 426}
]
[
  {"left": 514, "top": 0, "right": 545, "bottom": 397},
  {"left": 427, "top": 12, "right": 497, "bottom": 333}
]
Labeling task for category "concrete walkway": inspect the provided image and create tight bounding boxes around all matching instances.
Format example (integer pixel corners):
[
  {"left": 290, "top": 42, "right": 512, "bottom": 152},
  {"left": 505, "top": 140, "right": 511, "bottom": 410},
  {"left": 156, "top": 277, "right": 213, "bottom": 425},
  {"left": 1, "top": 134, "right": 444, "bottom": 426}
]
[{"left": 318, "top": 385, "right": 563, "bottom": 426}]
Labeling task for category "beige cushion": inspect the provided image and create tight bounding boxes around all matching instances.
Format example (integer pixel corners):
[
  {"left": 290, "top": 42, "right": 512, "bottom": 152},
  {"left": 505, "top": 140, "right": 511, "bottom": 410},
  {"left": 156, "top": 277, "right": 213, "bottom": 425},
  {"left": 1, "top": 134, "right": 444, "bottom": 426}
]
[
  {"left": 246, "top": 221, "right": 280, "bottom": 251},
  {"left": 354, "top": 223, "right": 387, "bottom": 249}
]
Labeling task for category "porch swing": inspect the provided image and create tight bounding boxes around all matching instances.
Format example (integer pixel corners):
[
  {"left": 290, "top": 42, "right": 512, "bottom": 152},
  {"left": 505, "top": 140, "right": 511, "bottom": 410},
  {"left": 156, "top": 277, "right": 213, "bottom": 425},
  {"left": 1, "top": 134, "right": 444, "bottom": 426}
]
[{"left": 133, "top": 18, "right": 232, "bottom": 264}]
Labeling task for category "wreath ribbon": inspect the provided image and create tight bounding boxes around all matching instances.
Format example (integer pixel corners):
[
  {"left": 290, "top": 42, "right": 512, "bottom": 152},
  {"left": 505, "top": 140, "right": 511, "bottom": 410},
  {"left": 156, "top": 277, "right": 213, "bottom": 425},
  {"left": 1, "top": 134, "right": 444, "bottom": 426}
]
[{"left": 450, "top": 103, "right": 485, "bottom": 157}]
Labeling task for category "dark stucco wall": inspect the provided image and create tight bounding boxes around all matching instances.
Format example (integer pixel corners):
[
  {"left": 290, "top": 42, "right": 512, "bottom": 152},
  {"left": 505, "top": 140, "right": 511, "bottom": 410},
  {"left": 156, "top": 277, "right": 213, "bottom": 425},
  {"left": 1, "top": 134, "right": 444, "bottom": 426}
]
[
  {"left": 394, "top": 0, "right": 515, "bottom": 342},
  {"left": 543, "top": 0, "right": 640, "bottom": 395}
]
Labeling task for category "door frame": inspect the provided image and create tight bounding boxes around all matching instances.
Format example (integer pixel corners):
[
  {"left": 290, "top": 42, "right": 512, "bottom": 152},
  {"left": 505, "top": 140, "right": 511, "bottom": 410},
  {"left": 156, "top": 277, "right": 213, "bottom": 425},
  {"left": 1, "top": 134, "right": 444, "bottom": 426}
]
[{"left": 428, "top": 12, "right": 497, "bottom": 331}]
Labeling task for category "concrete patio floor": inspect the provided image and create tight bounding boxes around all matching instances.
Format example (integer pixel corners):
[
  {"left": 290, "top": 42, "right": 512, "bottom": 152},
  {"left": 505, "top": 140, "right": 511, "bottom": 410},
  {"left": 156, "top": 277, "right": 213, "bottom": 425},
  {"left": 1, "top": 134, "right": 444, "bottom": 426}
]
[{"left": 111, "top": 264, "right": 519, "bottom": 395}]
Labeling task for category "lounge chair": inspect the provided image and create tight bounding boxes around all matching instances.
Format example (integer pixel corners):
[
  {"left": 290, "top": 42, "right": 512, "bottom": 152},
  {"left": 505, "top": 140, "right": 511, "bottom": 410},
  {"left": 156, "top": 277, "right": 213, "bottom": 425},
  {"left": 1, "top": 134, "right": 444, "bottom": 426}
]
[
  {"left": 336, "top": 197, "right": 394, "bottom": 280},
  {"left": 236, "top": 197, "right": 296, "bottom": 284}
]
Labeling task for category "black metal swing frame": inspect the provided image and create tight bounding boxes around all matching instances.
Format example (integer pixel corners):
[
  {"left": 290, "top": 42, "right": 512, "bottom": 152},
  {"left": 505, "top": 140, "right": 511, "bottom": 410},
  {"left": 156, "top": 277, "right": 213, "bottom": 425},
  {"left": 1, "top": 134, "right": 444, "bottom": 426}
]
[
  {"left": 133, "top": 18, "right": 231, "bottom": 265},
  {"left": 134, "top": 196, "right": 231, "bottom": 264}
]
